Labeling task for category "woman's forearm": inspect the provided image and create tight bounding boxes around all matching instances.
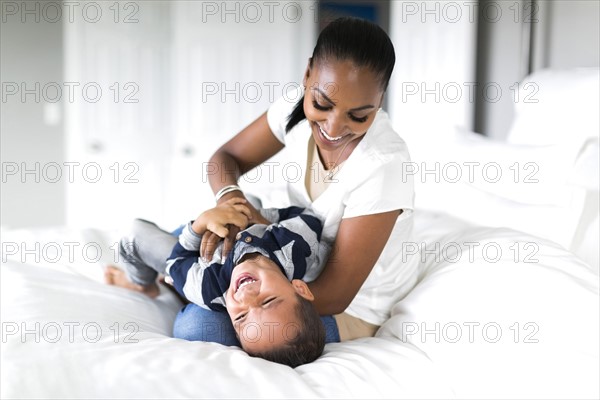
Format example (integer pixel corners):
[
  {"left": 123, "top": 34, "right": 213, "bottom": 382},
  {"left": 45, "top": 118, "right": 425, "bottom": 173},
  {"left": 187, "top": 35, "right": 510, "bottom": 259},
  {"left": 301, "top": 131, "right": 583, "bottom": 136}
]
[
  {"left": 207, "top": 150, "right": 244, "bottom": 195},
  {"left": 308, "top": 279, "right": 352, "bottom": 315},
  {"left": 206, "top": 112, "right": 284, "bottom": 196},
  {"left": 308, "top": 210, "right": 402, "bottom": 316},
  {"left": 206, "top": 149, "right": 270, "bottom": 225}
]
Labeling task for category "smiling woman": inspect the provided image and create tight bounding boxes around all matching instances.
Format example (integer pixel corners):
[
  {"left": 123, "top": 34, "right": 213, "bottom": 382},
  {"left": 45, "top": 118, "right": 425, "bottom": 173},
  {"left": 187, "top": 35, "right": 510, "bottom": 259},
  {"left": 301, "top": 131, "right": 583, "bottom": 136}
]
[{"left": 176, "top": 17, "right": 417, "bottom": 345}]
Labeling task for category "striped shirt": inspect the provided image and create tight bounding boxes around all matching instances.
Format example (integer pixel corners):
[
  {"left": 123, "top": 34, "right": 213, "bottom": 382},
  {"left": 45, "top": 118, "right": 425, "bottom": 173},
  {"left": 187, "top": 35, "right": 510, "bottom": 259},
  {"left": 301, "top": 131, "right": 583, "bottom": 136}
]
[{"left": 165, "top": 207, "right": 330, "bottom": 312}]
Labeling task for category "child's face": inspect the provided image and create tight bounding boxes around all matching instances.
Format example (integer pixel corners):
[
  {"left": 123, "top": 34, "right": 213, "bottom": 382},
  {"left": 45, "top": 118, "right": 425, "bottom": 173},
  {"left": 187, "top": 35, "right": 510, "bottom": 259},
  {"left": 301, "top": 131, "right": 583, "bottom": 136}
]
[{"left": 225, "top": 255, "right": 314, "bottom": 353}]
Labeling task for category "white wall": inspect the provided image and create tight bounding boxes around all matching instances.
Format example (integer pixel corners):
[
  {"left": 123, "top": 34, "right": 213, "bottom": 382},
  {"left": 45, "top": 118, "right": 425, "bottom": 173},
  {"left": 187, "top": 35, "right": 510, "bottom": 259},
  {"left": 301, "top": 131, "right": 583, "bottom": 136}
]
[
  {"left": 387, "top": 0, "right": 478, "bottom": 140},
  {"left": 543, "top": 0, "right": 600, "bottom": 69},
  {"left": 1, "top": 11, "right": 66, "bottom": 228}
]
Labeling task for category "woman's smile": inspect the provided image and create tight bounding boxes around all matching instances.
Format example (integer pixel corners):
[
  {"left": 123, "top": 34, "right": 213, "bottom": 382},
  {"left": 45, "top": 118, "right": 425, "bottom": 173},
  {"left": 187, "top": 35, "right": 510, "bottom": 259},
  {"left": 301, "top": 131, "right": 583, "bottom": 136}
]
[
  {"left": 312, "top": 120, "right": 353, "bottom": 150},
  {"left": 316, "top": 122, "right": 350, "bottom": 143}
]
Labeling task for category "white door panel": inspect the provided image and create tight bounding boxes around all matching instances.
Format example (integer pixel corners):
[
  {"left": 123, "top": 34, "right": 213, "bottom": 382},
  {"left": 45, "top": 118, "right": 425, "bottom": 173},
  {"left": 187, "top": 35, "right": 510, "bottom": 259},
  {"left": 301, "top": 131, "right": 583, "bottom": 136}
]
[{"left": 65, "top": 1, "right": 316, "bottom": 229}]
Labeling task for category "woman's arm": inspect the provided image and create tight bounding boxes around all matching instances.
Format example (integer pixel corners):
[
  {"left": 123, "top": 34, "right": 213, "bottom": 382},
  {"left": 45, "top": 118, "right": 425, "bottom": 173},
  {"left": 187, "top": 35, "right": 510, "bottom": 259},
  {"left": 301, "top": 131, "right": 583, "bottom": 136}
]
[
  {"left": 208, "top": 111, "right": 284, "bottom": 199},
  {"left": 308, "top": 209, "right": 402, "bottom": 315},
  {"left": 202, "top": 112, "right": 284, "bottom": 260},
  {"left": 191, "top": 198, "right": 252, "bottom": 238}
]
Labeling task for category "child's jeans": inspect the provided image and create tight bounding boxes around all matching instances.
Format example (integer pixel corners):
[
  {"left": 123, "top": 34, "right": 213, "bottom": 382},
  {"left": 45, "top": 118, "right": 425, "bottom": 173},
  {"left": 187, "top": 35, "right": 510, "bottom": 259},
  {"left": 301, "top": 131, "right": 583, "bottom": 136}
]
[{"left": 173, "top": 303, "right": 341, "bottom": 346}]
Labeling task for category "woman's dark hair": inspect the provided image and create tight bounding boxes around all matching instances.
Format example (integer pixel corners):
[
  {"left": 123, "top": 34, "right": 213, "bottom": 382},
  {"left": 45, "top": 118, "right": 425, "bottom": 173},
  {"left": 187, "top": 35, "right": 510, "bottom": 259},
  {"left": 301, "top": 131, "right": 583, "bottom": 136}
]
[
  {"left": 245, "top": 294, "right": 325, "bottom": 368},
  {"left": 286, "top": 17, "right": 396, "bottom": 133}
]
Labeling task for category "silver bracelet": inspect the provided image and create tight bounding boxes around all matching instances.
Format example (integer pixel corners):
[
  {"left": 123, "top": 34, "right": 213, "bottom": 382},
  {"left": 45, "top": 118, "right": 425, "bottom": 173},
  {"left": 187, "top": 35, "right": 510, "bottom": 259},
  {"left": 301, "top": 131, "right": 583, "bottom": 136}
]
[{"left": 215, "top": 184, "right": 242, "bottom": 202}]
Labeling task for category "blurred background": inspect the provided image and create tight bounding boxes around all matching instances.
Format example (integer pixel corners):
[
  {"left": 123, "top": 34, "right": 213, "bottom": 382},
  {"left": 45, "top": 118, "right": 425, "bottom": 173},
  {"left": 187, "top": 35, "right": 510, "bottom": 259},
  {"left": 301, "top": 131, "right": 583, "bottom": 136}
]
[{"left": 1, "top": 0, "right": 599, "bottom": 230}]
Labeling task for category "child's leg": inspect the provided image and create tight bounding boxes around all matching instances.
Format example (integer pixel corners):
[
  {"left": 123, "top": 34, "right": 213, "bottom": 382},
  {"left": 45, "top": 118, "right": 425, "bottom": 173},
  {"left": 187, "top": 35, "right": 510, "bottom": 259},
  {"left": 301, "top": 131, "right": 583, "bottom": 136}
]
[
  {"left": 106, "top": 219, "right": 178, "bottom": 297},
  {"left": 104, "top": 266, "right": 161, "bottom": 298},
  {"left": 119, "top": 218, "right": 178, "bottom": 283}
]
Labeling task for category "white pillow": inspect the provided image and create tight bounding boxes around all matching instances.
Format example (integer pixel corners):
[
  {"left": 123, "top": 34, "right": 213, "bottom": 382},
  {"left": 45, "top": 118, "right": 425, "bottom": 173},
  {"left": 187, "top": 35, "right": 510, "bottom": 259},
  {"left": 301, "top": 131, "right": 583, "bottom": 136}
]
[
  {"left": 568, "top": 138, "right": 600, "bottom": 191},
  {"left": 566, "top": 137, "right": 600, "bottom": 269},
  {"left": 451, "top": 129, "right": 584, "bottom": 206},
  {"left": 406, "top": 128, "right": 588, "bottom": 250},
  {"left": 570, "top": 197, "right": 599, "bottom": 271},
  {"left": 379, "top": 214, "right": 600, "bottom": 399},
  {"left": 507, "top": 68, "right": 600, "bottom": 147}
]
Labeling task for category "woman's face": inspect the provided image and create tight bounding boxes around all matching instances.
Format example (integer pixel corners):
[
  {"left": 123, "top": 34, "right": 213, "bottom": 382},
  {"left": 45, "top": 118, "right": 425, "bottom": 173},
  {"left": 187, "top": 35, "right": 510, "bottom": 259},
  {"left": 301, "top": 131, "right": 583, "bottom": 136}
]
[{"left": 303, "top": 59, "right": 384, "bottom": 154}]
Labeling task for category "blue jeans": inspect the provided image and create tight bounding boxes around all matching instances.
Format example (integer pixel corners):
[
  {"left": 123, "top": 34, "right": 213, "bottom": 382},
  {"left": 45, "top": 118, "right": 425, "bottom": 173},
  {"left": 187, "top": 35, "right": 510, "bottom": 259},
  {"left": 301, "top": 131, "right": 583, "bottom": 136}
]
[
  {"left": 173, "top": 303, "right": 341, "bottom": 345},
  {"left": 169, "top": 225, "right": 341, "bottom": 344}
]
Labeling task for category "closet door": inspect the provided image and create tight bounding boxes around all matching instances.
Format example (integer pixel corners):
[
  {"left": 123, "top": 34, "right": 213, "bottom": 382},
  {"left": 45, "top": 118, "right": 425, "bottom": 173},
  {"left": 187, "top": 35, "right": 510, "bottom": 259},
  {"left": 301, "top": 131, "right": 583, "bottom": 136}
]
[
  {"left": 64, "top": 1, "right": 172, "bottom": 229},
  {"left": 64, "top": 1, "right": 316, "bottom": 229},
  {"left": 165, "top": 1, "right": 316, "bottom": 224}
]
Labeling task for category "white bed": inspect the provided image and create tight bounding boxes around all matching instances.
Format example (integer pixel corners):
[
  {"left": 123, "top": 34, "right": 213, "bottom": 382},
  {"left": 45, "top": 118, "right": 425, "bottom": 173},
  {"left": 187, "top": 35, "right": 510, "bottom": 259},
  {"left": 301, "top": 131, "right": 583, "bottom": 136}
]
[{"left": 2, "top": 69, "right": 599, "bottom": 399}]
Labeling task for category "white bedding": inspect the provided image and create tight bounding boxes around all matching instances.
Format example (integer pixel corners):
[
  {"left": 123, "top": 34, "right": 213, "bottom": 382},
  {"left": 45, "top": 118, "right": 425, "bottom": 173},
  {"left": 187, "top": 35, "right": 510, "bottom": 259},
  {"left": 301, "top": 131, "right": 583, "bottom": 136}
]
[
  {"left": 2, "top": 210, "right": 598, "bottom": 399},
  {"left": 2, "top": 68, "right": 598, "bottom": 399}
]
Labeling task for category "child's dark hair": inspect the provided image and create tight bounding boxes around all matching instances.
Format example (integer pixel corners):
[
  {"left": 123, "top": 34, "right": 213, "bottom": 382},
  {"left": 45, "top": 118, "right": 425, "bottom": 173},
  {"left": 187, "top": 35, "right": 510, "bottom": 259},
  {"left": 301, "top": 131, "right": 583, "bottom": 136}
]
[
  {"left": 286, "top": 17, "right": 396, "bottom": 133},
  {"left": 246, "top": 294, "right": 325, "bottom": 368}
]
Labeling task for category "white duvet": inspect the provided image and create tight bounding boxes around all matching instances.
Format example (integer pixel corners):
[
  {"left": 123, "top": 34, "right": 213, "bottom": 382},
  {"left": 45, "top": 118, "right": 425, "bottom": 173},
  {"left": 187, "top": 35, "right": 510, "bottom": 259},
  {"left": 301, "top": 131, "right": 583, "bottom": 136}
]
[{"left": 1, "top": 210, "right": 598, "bottom": 399}]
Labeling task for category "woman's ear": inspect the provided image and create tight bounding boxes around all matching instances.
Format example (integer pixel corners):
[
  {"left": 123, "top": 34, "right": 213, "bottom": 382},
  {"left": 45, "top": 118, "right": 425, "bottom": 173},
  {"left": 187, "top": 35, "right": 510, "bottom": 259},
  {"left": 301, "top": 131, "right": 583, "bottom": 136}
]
[{"left": 291, "top": 279, "right": 315, "bottom": 301}]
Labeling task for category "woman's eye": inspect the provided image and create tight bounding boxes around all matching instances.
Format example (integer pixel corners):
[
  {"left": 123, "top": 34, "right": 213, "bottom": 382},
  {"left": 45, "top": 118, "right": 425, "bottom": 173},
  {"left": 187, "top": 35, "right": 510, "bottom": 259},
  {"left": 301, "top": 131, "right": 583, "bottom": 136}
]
[
  {"left": 350, "top": 115, "right": 368, "bottom": 123},
  {"left": 312, "top": 100, "right": 331, "bottom": 111},
  {"left": 312, "top": 97, "right": 368, "bottom": 123}
]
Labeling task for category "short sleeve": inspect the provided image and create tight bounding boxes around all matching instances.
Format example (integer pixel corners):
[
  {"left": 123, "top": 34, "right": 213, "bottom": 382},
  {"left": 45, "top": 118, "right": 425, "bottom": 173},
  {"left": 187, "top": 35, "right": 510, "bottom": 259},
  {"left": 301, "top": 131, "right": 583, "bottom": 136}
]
[
  {"left": 266, "top": 85, "right": 304, "bottom": 144},
  {"left": 342, "top": 155, "right": 415, "bottom": 219}
]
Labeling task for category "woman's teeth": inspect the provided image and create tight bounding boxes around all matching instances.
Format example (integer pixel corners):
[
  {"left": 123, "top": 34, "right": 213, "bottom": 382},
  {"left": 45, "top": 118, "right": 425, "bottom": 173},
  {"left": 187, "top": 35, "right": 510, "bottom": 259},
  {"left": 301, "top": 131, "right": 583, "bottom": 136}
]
[{"left": 318, "top": 124, "right": 344, "bottom": 142}]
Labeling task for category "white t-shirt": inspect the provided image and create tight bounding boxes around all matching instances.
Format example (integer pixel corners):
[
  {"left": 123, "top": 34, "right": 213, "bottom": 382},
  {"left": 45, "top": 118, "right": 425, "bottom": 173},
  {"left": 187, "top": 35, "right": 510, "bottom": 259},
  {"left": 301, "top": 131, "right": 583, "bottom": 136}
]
[{"left": 266, "top": 86, "right": 417, "bottom": 325}]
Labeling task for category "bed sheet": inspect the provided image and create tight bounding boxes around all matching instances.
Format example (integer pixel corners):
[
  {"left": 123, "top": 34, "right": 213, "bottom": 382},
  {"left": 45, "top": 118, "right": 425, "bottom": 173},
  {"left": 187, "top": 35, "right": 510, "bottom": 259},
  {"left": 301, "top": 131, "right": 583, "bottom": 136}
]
[{"left": 1, "top": 210, "right": 598, "bottom": 399}]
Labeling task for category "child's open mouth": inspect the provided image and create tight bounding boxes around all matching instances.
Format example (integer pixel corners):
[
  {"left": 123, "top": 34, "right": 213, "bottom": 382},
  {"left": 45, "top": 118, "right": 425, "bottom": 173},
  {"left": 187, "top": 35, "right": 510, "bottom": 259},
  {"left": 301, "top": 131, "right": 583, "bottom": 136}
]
[{"left": 235, "top": 273, "right": 258, "bottom": 293}]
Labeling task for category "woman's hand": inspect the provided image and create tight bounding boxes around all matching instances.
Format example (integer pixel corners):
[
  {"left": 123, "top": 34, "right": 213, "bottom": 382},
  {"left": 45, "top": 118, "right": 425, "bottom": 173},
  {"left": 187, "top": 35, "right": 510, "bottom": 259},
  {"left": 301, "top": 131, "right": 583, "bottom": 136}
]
[
  {"left": 199, "top": 192, "right": 271, "bottom": 262},
  {"left": 192, "top": 197, "right": 251, "bottom": 244}
]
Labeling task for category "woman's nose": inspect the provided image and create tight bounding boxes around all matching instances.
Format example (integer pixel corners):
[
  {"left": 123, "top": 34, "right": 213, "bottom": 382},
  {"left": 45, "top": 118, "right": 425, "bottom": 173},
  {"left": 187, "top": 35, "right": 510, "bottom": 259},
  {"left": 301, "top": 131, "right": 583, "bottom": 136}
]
[{"left": 323, "top": 116, "right": 346, "bottom": 138}]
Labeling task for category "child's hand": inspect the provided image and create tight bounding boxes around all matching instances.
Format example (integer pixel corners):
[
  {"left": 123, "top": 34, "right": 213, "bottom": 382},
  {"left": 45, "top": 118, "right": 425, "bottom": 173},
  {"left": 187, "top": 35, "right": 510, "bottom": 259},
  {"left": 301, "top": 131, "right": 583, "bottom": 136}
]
[
  {"left": 192, "top": 198, "right": 252, "bottom": 238},
  {"left": 200, "top": 194, "right": 271, "bottom": 263}
]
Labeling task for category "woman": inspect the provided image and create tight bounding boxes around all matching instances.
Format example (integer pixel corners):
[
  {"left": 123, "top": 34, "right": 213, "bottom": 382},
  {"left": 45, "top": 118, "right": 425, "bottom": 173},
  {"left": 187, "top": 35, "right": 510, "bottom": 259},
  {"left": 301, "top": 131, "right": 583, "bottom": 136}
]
[{"left": 174, "top": 17, "right": 416, "bottom": 343}]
